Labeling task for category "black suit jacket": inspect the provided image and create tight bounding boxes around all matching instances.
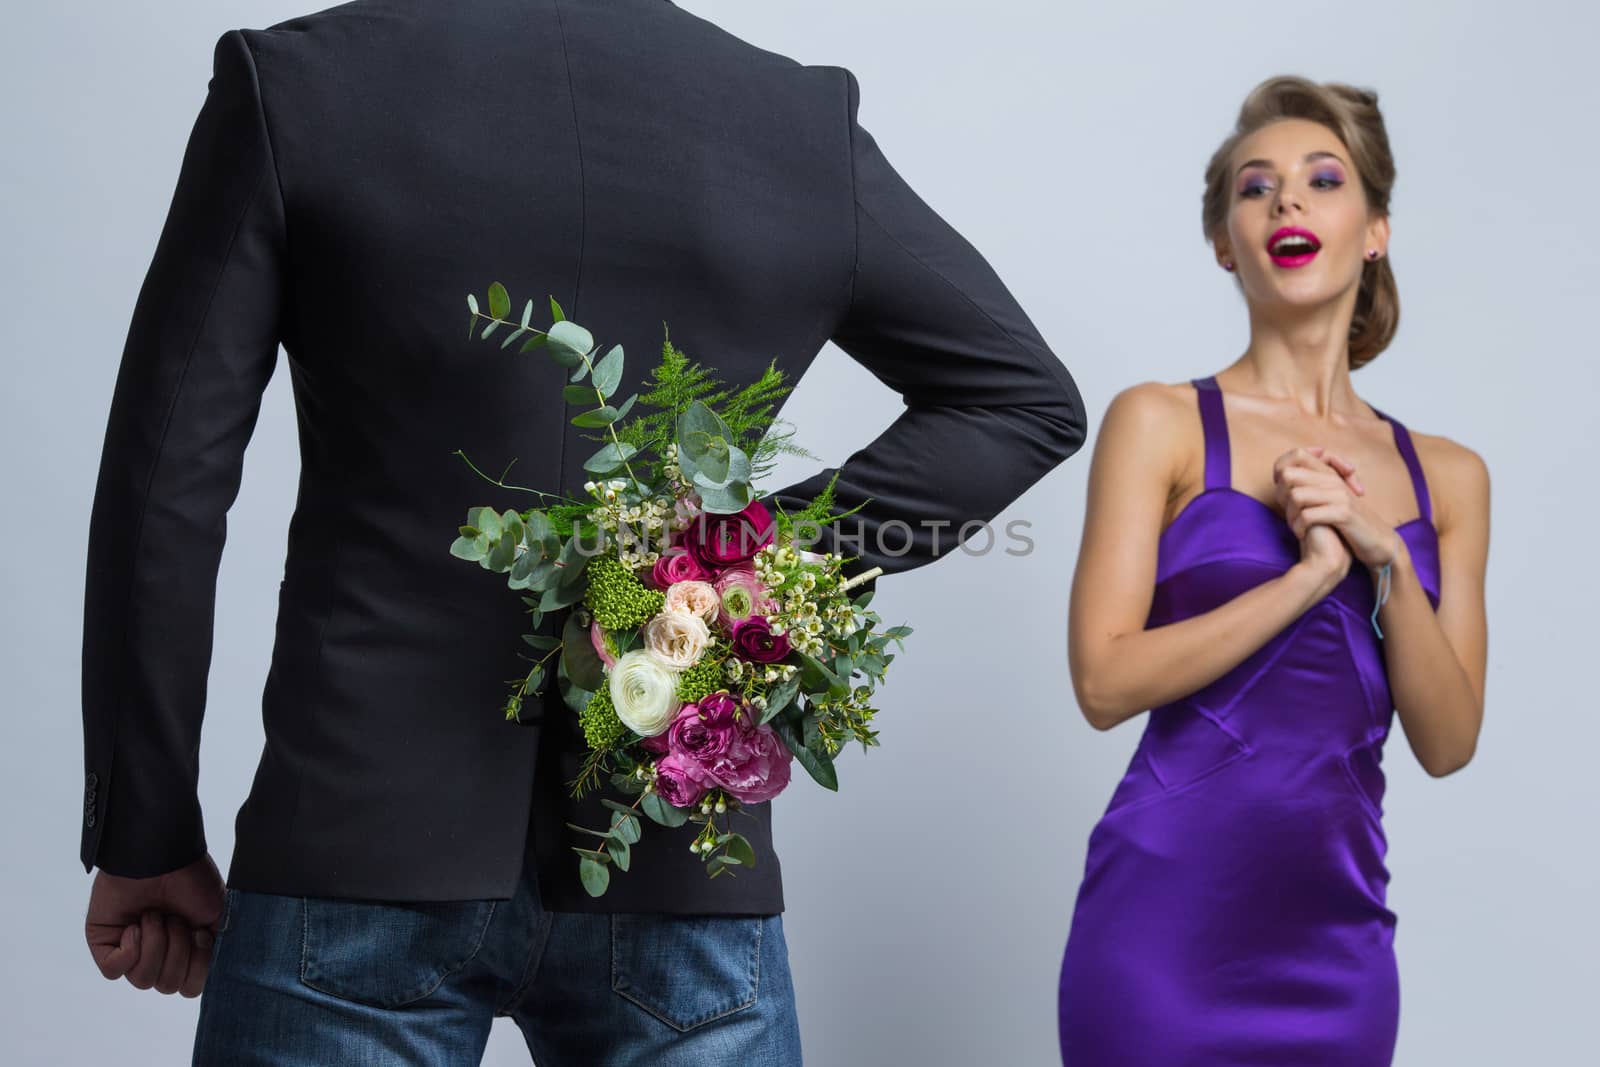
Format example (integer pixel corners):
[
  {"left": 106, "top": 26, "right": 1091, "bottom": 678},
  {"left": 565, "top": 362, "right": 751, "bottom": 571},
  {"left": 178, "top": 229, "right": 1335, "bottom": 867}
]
[{"left": 81, "top": 0, "right": 1086, "bottom": 914}]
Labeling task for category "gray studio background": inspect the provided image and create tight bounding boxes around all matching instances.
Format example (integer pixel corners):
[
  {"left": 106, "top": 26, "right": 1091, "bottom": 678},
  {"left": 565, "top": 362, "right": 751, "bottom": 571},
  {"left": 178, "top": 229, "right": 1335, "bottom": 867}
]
[{"left": 4, "top": 1, "right": 1595, "bottom": 1063}]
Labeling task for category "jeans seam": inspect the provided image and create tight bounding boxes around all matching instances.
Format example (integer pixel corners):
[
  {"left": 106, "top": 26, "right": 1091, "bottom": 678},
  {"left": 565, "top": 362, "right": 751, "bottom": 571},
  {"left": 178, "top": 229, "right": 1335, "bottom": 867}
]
[{"left": 497, "top": 907, "right": 552, "bottom": 1016}]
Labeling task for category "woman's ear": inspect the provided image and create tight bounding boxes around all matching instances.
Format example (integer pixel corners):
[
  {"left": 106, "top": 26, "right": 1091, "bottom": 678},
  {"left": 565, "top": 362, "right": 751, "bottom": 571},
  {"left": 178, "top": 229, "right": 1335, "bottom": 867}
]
[
  {"left": 1212, "top": 238, "right": 1236, "bottom": 272},
  {"left": 1366, "top": 213, "right": 1391, "bottom": 260}
]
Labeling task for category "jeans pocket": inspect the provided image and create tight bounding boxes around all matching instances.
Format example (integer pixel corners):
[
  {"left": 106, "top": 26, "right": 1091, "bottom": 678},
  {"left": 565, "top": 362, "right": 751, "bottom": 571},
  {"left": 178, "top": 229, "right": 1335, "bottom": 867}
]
[
  {"left": 610, "top": 913, "right": 763, "bottom": 1031},
  {"left": 299, "top": 896, "right": 497, "bottom": 1009}
]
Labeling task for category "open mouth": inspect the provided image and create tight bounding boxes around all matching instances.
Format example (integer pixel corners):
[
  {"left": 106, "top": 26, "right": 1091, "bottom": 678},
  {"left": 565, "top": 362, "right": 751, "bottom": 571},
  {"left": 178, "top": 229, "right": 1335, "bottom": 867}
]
[{"left": 1267, "top": 227, "right": 1321, "bottom": 266}]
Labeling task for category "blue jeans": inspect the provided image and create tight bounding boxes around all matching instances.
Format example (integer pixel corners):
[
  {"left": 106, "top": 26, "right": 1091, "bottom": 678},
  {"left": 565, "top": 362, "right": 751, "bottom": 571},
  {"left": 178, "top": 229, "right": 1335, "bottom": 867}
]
[{"left": 191, "top": 845, "right": 802, "bottom": 1065}]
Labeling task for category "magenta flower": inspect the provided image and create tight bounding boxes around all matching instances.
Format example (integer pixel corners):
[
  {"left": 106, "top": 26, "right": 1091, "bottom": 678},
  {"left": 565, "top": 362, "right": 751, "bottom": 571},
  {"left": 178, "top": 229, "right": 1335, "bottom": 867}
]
[
  {"left": 689, "top": 724, "right": 793, "bottom": 805},
  {"left": 730, "top": 617, "right": 791, "bottom": 663},
  {"left": 682, "top": 498, "right": 775, "bottom": 571},
  {"left": 654, "top": 753, "right": 709, "bottom": 808},
  {"left": 694, "top": 690, "right": 750, "bottom": 731},
  {"left": 650, "top": 545, "right": 712, "bottom": 590},
  {"left": 667, "top": 701, "right": 740, "bottom": 764}
]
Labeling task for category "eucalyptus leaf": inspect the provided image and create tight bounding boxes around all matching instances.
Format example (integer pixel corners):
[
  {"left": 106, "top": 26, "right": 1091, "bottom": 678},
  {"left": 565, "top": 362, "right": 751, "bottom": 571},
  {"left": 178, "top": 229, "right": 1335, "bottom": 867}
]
[
  {"left": 693, "top": 441, "right": 731, "bottom": 484},
  {"left": 524, "top": 511, "right": 555, "bottom": 543},
  {"left": 572, "top": 406, "right": 621, "bottom": 428},
  {"left": 583, "top": 441, "right": 638, "bottom": 474},
  {"left": 606, "top": 837, "right": 632, "bottom": 871},
  {"left": 723, "top": 833, "right": 757, "bottom": 868},
  {"left": 696, "top": 480, "right": 752, "bottom": 514},
  {"left": 579, "top": 856, "right": 610, "bottom": 897},
  {"left": 641, "top": 792, "right": 690, "bottom": 827},
  {"left": 487, "top": 530, "right": 516, "bottom": 572},
  {"left": 520, "top": 299, "right": 533, "bottom": 329},
  {"left": 449, "top": 535, "right": 485, "bottom": 562},
  {"left": 466, "top": 292, "right": 480, "bottom": 315},
  {"left": 592, "top": 344, "right": 624, "bottom": 396},
  {"left": 613, "top": 393, "right": 639, "bottom": 420},
  {"left": 520, "top": 334, "right": 548, "bottom": 354},
  {"left": 488, "top": 282, "right": 510, "bottom": 321},
  {"left": 550, "top": 295, "right": 565, "bottom": 322},
  {"left": 610, "top": 812, "right": 642, "bottom": 845},
  {"left": 562, "top": 610, "right": 607, "bottom": 691},
  {"left": 563, "top": 384, "right": 597, "bottom": 405},
  {"left": 540, "top": 580, "right": 587, "bottom": 611},
  {"left": 477, "top": 508, "right": 503, "bottom": 542},
  {"left": 479, "top": 320, "right": 500, "bottom": 340},
  {"left": 547, "top": 320, "right": 594, "bottom": 366},
  {"left": 510, "top": 548, "right": 538, "bottom": 583}
]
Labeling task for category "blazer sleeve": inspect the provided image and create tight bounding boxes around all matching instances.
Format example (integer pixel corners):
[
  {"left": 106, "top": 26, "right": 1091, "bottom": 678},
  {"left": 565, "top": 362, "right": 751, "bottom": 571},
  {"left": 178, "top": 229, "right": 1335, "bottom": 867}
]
[
  {"left": 765, "top": 67, "right": 1087, "bottom": 582},
  {"left": 81, "top": 28, "right": 285, "bottom": 877}
]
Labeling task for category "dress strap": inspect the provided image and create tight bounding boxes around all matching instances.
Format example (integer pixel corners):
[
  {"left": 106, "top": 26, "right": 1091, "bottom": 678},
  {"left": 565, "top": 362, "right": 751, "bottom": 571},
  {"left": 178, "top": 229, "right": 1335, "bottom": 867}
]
[
  {"left": 1371, "top": 407, "right": 1433, "bottom": 527},
  {"left": 1191, "top": 376, "right": 1231, "bottom": 490}
]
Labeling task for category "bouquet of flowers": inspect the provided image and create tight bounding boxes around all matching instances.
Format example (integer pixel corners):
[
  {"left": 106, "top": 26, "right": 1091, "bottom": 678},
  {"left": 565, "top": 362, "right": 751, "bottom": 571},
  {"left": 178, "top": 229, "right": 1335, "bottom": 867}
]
[{"left": 449, "top": 284, "right": 912, "bottom": 897}]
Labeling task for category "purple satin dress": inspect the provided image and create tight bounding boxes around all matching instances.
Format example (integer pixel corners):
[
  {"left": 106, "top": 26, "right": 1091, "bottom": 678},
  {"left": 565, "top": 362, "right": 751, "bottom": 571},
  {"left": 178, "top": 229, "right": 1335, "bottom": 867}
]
[{"left": 1057, "top": 376, "right": 1442, "bottom": 1065}]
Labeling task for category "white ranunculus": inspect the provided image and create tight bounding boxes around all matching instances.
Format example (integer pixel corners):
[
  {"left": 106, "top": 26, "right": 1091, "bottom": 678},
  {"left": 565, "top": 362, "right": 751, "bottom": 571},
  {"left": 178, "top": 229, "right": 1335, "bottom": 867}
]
[{"left": 609, "top": 650, "right": 681, "bottom": 737}]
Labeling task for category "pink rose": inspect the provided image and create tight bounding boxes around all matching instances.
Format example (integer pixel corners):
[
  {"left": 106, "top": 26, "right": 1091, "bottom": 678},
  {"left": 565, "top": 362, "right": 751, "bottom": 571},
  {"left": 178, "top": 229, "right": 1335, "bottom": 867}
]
[
  {"left": 691, "top": 724, "right": 793, "bottom": 805},
  {"left": 653, "top": 753, "right": 708, "bottom": 808},
  {"left": 682, "top": 499, "right": 775, "bottom": 571},
  {"left": 663, "top": 580, "right": 721, "bottom": 625},
  {"left": 651, "top": 545, "right": 712, "bottom": 589},
  {"left": 730, "top": 617, "right": 791, "bottom": 663}
]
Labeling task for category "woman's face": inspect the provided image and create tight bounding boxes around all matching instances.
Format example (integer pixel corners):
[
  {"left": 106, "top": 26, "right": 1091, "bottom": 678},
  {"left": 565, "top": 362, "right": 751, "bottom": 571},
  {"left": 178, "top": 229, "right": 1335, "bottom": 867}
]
[{"left": 1217, "top": 117, "right": 1388, "bottom": 314}]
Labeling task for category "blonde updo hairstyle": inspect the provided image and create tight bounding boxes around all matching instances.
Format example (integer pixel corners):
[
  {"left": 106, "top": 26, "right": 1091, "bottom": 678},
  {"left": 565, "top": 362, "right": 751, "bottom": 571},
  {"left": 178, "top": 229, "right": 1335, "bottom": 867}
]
[{"left": 1202, "top": 76, "right": 1399, "bottom": 369}]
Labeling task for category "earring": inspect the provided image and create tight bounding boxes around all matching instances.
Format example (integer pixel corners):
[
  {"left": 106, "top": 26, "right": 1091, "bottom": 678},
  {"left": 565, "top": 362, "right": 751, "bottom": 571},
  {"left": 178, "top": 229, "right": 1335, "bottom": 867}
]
[
  {"left": 1367, "top": 249, "right": 1379, "bottom": 260},
  {"left": 1222, "top": 261, "right": 1235, "bottom": 272}
]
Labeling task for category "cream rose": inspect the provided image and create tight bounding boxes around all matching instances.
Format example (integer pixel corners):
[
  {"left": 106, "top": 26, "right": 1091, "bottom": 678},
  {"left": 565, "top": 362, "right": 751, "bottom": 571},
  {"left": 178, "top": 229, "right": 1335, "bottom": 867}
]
[
  {"left": 641, "top": 608, "right": 711, "bottom": 670},
  {"left": 663, "top": 580, "right": 721, "bottom": 626},
  {"left": 609, "top": 650, "right": 681, "bottom": 737}
]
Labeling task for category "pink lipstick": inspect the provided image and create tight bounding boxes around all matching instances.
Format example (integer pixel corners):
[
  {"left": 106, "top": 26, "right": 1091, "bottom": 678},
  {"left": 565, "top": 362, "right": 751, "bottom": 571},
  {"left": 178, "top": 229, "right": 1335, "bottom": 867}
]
[{"left": 1267, "top": 226, "right": 1321, "bottom": 268}]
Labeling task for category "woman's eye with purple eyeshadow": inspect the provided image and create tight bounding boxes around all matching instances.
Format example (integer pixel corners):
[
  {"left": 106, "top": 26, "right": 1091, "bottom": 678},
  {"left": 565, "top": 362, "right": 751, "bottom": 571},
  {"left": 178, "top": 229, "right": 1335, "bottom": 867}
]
[
  {"left": 1311, "top": 172, "right": 1345, "bottom": 190},
  {"left": 1239, "top": 177, "right": 1271, "bottom": 198}
]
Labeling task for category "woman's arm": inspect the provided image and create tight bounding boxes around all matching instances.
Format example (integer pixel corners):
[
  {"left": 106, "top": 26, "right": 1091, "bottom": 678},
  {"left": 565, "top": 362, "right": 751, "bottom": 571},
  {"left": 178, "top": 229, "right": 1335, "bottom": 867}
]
[
  {"left": 1276, "top": 435, "right": 1490, "bottom": 776},
  {"left": 1375, "top": 440, "right": 1490, "bottom": 775},
  {"left": 1067, "top": 383, "right": 1347, "bottom": 730}
]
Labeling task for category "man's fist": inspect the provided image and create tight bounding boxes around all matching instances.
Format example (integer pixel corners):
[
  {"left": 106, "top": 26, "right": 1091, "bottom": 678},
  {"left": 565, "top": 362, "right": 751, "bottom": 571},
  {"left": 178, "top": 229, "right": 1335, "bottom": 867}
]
[{"left": 86, "top": 851, "right": 226, "bottom": 997}]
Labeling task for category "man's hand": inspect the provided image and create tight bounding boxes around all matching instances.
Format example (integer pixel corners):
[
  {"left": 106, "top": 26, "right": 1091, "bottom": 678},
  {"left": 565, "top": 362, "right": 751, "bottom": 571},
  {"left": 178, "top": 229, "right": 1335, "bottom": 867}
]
[{"left": 86, "top": 851, "right": 226, "bottom": 996}]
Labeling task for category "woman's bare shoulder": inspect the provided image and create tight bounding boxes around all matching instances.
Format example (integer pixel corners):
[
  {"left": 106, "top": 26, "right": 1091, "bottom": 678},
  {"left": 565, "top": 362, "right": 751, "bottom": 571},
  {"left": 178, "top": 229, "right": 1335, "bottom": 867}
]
[
  {"left": 1410, "top": 426, "right": 1491, "bottom": 533},
  {"left": 1100, "top": 379, "right": 1198, "bottom": 435}
]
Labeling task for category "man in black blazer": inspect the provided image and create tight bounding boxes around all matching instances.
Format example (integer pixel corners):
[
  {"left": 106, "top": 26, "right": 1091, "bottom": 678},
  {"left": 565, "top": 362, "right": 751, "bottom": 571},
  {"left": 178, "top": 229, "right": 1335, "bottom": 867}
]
[{"left": 81, "top": 0, "right": 1084, "bottom": 1061}]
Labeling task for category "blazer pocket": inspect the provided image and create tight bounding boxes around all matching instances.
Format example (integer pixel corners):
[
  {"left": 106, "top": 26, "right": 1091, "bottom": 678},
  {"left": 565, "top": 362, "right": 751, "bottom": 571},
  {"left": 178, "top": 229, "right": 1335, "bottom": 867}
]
[
  {"left": 610, "top": 913, "right": 763, "bottom": 1031},
  {"left": 299, "top": 896, "right": 496, "bottom": 1009}
]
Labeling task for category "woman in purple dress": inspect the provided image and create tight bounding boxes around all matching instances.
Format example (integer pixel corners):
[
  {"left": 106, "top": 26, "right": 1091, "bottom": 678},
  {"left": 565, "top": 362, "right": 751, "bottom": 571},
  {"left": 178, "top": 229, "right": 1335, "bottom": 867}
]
[{"left": 1057, "top": 76, "right": 1491, "bottom": 1065}]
